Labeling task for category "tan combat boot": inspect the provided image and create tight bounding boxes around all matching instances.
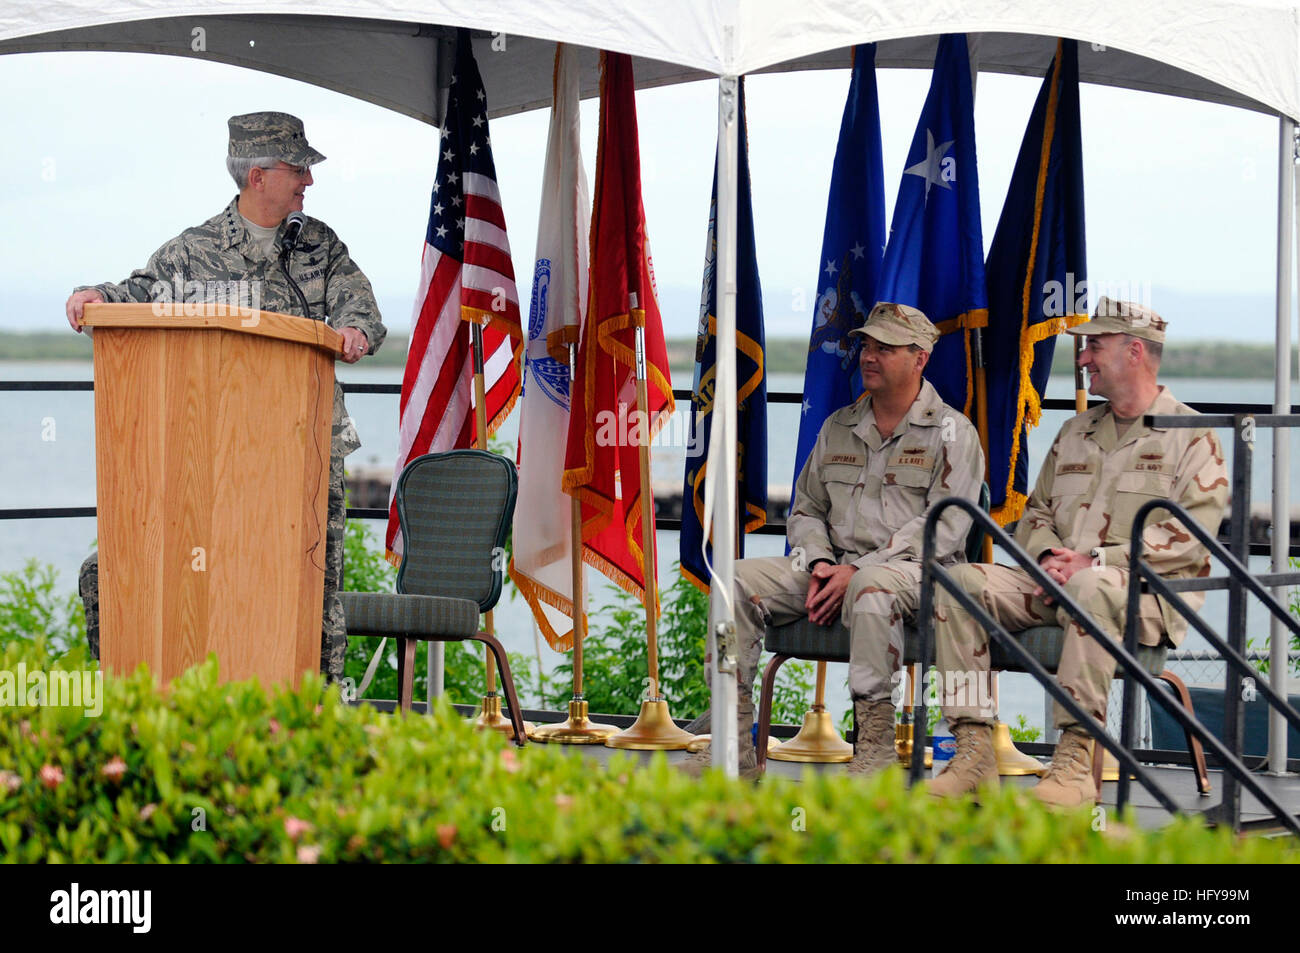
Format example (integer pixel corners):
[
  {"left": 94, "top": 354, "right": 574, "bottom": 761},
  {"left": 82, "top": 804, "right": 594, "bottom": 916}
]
[
  {"left": 1031, "top": 728, "right": 1098, "bottom": 808},
  {"left": 677, "top": 700, "right": 759, "bottom": 780},
  {"left": 928, "top": 721, "right": 998, "bottom": 798},
  {"left": 846, "top": 699, "right": 898, "bottom": 776}
]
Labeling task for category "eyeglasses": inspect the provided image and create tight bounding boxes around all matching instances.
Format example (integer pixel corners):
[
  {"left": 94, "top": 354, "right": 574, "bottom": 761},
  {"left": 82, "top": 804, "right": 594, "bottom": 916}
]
[{"left": 262, "top": 163, "right": 311, "bottom": 179}]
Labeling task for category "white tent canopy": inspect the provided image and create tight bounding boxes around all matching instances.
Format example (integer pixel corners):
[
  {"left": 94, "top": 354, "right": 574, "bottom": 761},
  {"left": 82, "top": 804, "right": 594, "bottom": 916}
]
[
  {"left": 4, "top": 1, "right": 1295, "bottom": 774},
  {"left": 2, "top": 2, "right": 1298, "bottom": 120}
]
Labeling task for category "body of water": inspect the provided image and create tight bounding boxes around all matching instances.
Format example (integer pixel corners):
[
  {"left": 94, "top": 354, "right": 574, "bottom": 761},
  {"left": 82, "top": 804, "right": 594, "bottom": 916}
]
[{"left": 2, "top": 360, "right": 1294, "bottom": 731}]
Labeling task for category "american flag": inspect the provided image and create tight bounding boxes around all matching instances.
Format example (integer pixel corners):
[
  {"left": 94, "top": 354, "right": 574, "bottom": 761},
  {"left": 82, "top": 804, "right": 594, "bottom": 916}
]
[{"left": 386, "top": 29, "right": 524, "bottom": 563}]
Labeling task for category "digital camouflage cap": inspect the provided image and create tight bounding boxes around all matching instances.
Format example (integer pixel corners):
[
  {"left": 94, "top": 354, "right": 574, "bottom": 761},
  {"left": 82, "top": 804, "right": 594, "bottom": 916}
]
[
  {"left": 848, "top": 301, "right": 940, "bottom": 352},
  {"left": 227, "top": 112, "right": 326, "bottom": 167},
  {"left": 1067, "top": 296, "right": 1167, "bottom": 343}
]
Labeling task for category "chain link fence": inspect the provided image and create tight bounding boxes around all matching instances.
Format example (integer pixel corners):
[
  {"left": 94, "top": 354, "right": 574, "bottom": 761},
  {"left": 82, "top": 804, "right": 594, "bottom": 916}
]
[{"left": 1098, "top": 651, "right": 1300, "bottom": 749}]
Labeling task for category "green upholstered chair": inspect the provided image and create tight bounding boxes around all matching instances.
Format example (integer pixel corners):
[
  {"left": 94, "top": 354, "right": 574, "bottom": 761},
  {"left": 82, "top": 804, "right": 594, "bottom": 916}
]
[
  {"left": 340, "top": 450, "right": 527, "bottom": 745},
  {"left": 990, "top": 626, "right": 1209, "bottom": 794}
]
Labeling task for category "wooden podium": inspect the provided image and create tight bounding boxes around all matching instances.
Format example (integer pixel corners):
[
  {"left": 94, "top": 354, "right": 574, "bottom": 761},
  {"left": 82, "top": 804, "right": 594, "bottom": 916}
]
[{"left": 82, "top": 303, "right": 344, "bottom": 689}]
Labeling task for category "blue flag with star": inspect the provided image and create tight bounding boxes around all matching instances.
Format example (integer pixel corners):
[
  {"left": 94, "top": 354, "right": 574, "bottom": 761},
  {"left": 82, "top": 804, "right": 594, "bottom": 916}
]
[
  {"left": 791, "top": 44, "right": 886, "bottom": 494},
  {"left": 680, "top": 79, "right": 768, "bottom": 593},
  {"left": 876, "top": 33, "right": 987, "bottom": 417}
]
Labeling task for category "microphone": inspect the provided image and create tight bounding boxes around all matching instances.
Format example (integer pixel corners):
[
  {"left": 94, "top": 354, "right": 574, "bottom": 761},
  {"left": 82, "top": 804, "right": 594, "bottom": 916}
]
[
  {"left": 279, "top": 211, "right": 311, "bottom": 320},
  {"left": 281, "top": 211, "right": 306, "bottom": 256}
]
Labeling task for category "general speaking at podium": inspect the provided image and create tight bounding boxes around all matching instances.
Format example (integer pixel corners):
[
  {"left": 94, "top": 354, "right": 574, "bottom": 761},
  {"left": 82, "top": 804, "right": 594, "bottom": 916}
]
[{"left": 66, "top": 111, "right": 387, "bottom": 684}]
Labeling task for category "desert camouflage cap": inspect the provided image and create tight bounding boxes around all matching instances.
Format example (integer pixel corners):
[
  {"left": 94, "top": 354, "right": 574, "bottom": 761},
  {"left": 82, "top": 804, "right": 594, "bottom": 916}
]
[
  {"left": 227, "top": 112, "right": 326, "bottom": 167},
  {"left": 1067, "top": 296, "right": 1167, "bottom": 343},
  {"left": 849, "top": 301, "right": 940, "bottom": 352}
]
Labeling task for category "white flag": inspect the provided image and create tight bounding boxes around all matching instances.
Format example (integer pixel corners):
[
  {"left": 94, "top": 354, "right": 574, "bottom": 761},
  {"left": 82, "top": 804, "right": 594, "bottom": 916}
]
[{"left": 508, "top": 44, "right": 590, "bottom": 651}]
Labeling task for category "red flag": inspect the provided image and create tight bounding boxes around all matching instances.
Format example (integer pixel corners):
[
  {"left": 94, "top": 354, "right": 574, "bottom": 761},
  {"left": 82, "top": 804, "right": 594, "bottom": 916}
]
[
  {"left": 387, "top": 30, "right": 523, "bottom": 563},
  {"left": 562, "top": 52, "right": 674, "bottom": 603}
]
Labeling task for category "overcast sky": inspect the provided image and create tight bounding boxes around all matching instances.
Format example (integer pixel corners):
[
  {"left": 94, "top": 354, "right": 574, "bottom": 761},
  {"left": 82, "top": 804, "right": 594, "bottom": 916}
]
[{"left": 0, "top": 47, "right": 1285, "bottom": 341}]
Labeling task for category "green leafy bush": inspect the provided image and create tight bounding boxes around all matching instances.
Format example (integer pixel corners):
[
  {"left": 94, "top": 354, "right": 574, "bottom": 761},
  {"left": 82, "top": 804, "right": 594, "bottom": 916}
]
[
  {"left": 1, "top": 637, "right": 1294, "bottom": 864},
  {"left": 0, "top": 560, "right": 86, "bottom": 660},
  {"left": 1009, "top": 713, "right": 1043, "bottom": 744},
  {"left": 545, "top": 568, "right": 815, "bottom": 725},
  {"left": 1246, "top": 556, "right": 1300, "bottom": 677}
]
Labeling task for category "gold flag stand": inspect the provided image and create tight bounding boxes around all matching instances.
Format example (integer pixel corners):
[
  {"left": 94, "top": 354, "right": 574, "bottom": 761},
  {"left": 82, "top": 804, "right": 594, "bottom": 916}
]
[
  {"left": 769, "top": 660, "right": 853, "bottom": 763},
  {"left": 468, "top": 323, "right": 533, "bottom": 738},
  {"left": 531, "top": 344, "right": 619, "bottom": 744},
  {"left": 606, "top": 324, "right": 695, "bottom": 750},
  {"left": 894, "top": 663, "right": 933, "bottom": 768},
  {"left": 991, "top": 674, "right": 1046, "bottom": 775}
]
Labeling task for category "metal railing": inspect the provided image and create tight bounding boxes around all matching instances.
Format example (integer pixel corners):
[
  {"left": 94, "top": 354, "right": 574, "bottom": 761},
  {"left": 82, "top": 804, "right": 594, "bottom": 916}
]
[
  {"left": 913, "top": 496, "right": 1300, "bottom": 837},
  {"left": 5, "top": 380, "right": 1300, "bottom": 558},
  {"left": 1124, "top": 496, "right": 1300, "bottom": 830}
]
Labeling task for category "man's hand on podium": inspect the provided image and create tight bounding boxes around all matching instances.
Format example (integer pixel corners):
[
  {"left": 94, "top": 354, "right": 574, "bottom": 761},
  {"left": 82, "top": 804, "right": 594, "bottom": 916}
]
[
  {"left": 339, "top": 327, "right": 369, "bottom": 364},
  {"left": 66, "top": 289, "right": 104, "bottom": 332}
]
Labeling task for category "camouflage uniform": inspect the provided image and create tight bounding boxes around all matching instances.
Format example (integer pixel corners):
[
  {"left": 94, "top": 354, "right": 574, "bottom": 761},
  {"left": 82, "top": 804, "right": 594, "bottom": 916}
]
[
  {"left": 721, "top": 378, "right": 985, "bottom": 709},
  {"left": 934, "top": 385, "right": 1228, "bottom": 730},
  {"left": 75, "top": 195, "right": 385, "bottom": 678}
]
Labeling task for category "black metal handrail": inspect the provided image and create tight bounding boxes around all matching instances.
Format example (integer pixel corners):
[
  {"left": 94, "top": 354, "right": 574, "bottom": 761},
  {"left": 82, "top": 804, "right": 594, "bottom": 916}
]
[
  {"left": 913, "top": 496, "right": 1300, "bottom": 836},
  {"left": 1122, "top": 497, "right": 1300, "bottom": 826}
]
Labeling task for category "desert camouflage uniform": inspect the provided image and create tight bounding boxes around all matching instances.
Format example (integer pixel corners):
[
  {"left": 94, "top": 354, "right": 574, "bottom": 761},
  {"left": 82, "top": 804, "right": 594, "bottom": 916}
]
[
  {"left": 714, "top": 379, "right": 984, "bottom": 710},
  {"left": 76, "top": 197, "right": 385, "bottom": 678},
  {"left": 934, "top": 386, "right": 1228, "bottom": 729}
]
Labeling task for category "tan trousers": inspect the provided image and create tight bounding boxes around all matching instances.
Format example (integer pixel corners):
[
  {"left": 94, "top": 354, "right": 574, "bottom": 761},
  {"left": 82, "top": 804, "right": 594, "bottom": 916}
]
[
  {"left": 933, "top": 563, "right": 1164, "bottom": 730},
  {"left": 714, "top": 555, "right": 921, "bottom": 708}
]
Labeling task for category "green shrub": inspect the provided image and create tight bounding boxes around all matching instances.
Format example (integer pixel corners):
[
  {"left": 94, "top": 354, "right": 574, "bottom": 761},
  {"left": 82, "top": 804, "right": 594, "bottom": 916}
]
[
  {"left": 1009, "top": 713, "right": 1043, "bottom": 744},
  {"left": 1246, "top": 556, "right": 1300, "bottom": 677},
  {"left": 0, "top": 560, "right": 86, "bottom": 660},
  {"left": 545, "top": 568, "right": 815, "bottom": 724},
  {"left": 1, "top": 637, "right": 1293, "bottom": 864}
]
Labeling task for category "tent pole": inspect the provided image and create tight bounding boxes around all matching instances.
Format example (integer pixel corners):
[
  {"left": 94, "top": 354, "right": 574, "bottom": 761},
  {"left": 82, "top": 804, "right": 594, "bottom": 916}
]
[
  {"left": 1269, "top": 115, "right": 1296, "bottom": 775},
  {"left": 710, "top": 74, "right": 741, "bottom": 777}
]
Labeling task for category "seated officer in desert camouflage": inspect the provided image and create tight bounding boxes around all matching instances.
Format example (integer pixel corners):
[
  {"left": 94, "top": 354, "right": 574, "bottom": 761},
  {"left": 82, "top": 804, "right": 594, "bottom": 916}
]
[
  {"left": 65, "top": 112, "right": 386, "bottom": 681},
  {"left": 929, "top": 298, "right": 1228, "bottom": 805},
  {"left": 682, "top": 303, "right": 984, "bottom": 779}
]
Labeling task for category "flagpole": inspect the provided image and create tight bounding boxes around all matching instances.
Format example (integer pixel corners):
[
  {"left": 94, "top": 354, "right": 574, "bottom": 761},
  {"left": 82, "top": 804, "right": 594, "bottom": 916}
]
[
  {"left": 531, "top": 344, "right": 617, "bottom": 744},
  {"left": 1073, "top": 336, "right": 1087, "bottom": 413},
  {"left": 606, "top": 320, "right": 695, "bottom": 749},
  {"left": 470, "top": 321, "right": 532, "bottom": 738}
]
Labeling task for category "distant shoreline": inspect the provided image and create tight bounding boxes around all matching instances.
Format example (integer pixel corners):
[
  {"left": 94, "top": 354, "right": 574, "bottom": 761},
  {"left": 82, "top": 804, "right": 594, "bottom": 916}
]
[{"left": 1, "top": 330, "right": 1292, "bottom": 380}]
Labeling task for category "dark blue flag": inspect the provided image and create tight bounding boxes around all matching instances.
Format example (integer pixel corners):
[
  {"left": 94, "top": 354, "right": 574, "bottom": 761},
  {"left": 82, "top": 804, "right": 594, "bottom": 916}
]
[
  {"left": 876, "top": 33, "right": 987, "bottom": 417},
  {"left": 790, "top": 44, "right": 887, "bottom": 495},
  {"left": 984, "top": 39, "right": 1087, "bottom": 524},
  {"left": 681, "top": 79, "right": 768, "bottom": 593}
]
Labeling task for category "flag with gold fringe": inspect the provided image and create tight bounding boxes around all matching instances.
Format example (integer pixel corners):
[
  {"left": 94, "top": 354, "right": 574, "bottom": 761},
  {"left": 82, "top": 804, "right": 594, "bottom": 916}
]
[
  {"left": 562, "top": 51, "right": 674, "bottom": 604},
  {"left": 984, "top": 39, "right": 1087, "bottom": 524},
  {"left": 680, "top": 77, "right": 767, "bottom": 594},
  {"left": 509, "top": 44, "right": 589, "bottom": 651},
  {"left": 876, "top": 33, "right": 987, "bottom": 418}
]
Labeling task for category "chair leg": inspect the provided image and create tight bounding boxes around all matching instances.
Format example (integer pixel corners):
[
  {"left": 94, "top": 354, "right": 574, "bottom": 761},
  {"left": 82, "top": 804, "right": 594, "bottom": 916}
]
[
  {"left": 395, "top": 637, "right": 417, "bottom": 713},
  {"left": 475, "top": 634, "right": 528, "bottom": 747},
  {"left": 755, "top": 654, "right": 789, "bottom": 774},
  {"left": 1157, "top": 670, "right": 1211, "bottom": 796},
  {"left": 1091, "top": 735, "right": 1105, "bottom": 800}
]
